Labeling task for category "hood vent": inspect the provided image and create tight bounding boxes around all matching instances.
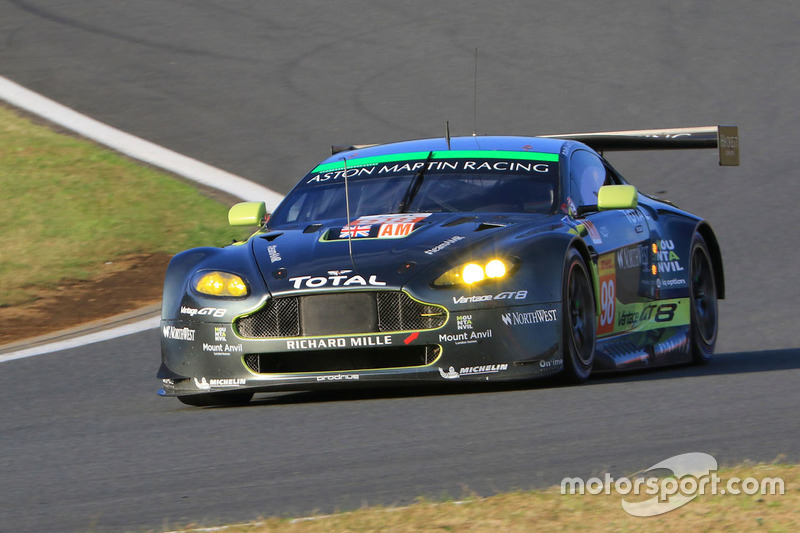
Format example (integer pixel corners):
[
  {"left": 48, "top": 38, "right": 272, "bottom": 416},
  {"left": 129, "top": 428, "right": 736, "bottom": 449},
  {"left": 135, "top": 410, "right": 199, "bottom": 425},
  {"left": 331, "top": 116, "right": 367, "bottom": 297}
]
[
  {"left": 259, "top": 232, "right": 283, "bottom": 241},
  {"left": 476, "top": 222, "right": 506, "bottom": 231},
  {"left": 443, "top": 216, "right": 477, "bottom": 227}
]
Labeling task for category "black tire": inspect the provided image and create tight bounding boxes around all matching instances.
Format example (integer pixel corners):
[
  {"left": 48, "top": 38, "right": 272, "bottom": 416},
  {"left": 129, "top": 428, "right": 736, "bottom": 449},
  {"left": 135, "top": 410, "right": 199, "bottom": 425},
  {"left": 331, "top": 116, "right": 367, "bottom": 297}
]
[
  {"left": 177, "top": 391, "right": 254, "bottom": 407},
  {"left": 561, "top": 248, "right": 596, "bottom": 382},
  {"left": 689, "top": 233, "right": 718, "bottom": 364}
]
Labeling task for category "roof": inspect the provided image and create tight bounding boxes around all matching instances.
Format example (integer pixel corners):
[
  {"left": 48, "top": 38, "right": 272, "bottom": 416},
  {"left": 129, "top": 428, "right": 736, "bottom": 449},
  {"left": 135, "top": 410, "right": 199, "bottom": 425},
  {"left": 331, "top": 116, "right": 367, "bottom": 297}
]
[{"left": 321, "top": 135, "right": 570, "bottom": 167}]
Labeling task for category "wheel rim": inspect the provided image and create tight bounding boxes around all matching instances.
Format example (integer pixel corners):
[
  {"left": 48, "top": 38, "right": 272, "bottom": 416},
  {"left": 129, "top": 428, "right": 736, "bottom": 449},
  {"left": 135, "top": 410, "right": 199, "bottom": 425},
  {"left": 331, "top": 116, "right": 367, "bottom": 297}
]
[
  {"left": 691, "top": 246, "right": 717, "bottom": 344},
  {"left": 568, "top": 262, "right": 594, "bottom": 366}
]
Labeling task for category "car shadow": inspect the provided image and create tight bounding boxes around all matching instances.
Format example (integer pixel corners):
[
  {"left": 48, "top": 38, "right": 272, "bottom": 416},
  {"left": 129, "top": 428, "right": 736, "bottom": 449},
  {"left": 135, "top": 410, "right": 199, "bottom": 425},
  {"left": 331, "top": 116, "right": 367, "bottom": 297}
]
[
  {"left": 589, "top": 347, "right": 800, "bottom": 384},
  {"left": 234, "top": 347, "right": 800, "bottom": 408}
]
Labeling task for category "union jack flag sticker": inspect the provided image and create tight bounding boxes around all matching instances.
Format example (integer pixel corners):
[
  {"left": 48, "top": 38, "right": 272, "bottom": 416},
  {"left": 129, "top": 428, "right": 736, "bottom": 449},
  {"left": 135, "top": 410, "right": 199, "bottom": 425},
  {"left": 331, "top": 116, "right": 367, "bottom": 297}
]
[{"left": 339, "top": 225, "right": 371, "bottom": 238}]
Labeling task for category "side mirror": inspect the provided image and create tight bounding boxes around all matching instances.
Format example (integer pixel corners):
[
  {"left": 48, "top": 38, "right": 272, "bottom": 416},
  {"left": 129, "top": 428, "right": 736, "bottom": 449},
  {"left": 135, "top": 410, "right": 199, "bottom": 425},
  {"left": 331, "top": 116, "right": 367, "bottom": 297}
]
[
  {"left": 228, "top": 201, "right": 267, "bottom": 226},
  {"left": 597, "top": 185, "right": 638, "bottom": 211}
]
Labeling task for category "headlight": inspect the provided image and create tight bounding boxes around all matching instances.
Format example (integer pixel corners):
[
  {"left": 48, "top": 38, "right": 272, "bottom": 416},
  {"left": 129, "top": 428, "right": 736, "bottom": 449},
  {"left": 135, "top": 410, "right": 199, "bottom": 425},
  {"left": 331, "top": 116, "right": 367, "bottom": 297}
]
[
  {"left": 192, "top": 271, "right": 249, "bottom": 298},
  {"left": 433, "top": 258, "right": 517, "bottom": 287}
]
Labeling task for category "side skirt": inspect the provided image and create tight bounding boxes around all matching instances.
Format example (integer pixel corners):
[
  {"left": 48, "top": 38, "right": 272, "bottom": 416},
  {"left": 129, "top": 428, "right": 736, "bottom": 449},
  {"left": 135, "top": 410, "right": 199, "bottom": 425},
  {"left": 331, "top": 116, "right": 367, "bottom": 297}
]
[{"left": 593, "top": 325, "right": 692, "bottom": 373}]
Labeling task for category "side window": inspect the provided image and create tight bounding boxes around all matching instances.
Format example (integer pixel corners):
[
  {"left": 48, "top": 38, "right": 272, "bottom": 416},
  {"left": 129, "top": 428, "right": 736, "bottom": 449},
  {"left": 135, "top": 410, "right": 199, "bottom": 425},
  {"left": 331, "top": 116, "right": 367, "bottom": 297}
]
[{"left": 569, "top": 150, "right": 610, "bottom": 207}]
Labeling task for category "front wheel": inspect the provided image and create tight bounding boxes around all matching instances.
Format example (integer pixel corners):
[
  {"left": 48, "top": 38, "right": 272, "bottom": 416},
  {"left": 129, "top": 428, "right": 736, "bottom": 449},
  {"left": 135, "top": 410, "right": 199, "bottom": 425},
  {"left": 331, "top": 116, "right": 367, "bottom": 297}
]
[
  {"left": 689, "top": 233, "right": 718, "bottom": 364},
  {"left": 561, "top": 248, "right": 596, "bottom": 382}
]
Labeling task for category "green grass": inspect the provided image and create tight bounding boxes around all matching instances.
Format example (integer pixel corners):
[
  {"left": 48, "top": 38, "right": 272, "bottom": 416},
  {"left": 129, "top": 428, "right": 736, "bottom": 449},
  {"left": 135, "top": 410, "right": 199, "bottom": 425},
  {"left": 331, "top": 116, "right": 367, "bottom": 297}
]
[
  {"left": 0, "top": 105, "right": 252, "bottom": 306},
  {"left": 165, "top": 463, "right": 798, "bottom": 532}
]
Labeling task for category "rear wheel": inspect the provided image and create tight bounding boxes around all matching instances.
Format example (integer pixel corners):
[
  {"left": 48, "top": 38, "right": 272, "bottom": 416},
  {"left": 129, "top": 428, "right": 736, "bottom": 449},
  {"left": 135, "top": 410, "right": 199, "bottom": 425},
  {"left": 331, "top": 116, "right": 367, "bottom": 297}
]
[
  {"left": 562, "top": 248, "right": 596, "bottom": 382},
  {"left": 689, "top": 233, "right": 718, "bottom": 364},
  {"left": 177, "top": 391, "right": 254, "bottom": 407}
]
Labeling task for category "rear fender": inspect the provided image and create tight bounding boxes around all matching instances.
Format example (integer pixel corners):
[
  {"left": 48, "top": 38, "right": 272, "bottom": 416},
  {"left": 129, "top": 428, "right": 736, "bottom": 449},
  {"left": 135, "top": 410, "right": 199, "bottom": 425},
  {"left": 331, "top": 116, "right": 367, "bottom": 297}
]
[{"left": 695, "top": 222, "right": 725, "bottom": 300}]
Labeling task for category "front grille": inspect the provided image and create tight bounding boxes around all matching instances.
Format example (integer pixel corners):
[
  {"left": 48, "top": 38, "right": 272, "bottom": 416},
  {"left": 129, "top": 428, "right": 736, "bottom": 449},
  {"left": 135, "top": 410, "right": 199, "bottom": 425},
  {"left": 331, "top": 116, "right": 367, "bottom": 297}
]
[
  {"left": 244, "top": 345, "right": 441, "bottom": 374},
  {"left": 236, "top": 291, "right": 446, "bottom": 338},
  {"left": 237, "top": 296, "right": 300, "bottom": 338}
]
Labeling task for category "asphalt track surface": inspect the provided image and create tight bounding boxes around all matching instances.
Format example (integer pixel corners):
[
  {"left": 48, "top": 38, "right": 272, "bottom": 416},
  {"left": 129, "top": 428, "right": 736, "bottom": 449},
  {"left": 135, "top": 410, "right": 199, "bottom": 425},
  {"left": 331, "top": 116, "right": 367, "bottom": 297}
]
[{"left": 1, "top": 1, "right": 799, "bottom": 531}]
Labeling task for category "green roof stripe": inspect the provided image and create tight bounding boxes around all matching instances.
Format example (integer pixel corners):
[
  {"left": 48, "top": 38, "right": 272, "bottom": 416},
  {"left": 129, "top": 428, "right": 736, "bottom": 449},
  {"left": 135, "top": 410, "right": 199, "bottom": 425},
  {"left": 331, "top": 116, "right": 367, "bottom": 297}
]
[{"left": 312, "top": 150, "right": 559, "bottom": 173}]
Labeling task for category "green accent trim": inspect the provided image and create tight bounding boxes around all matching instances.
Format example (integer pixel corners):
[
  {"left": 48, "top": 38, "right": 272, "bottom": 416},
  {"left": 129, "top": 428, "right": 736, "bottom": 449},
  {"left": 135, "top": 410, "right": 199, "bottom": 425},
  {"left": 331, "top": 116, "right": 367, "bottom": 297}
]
[
  {"left": 598, "top": 297, "right": 690, "bottom": 337},
  {"left": 312, "top": 150, "right": 559, "bottom": 173}
]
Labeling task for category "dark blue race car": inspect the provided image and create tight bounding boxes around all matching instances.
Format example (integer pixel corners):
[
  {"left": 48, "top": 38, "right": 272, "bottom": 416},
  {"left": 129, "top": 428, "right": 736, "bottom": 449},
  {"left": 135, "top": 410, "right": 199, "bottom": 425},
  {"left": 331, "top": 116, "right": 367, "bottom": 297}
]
[{"left": 158, "top": 126, "right": 739, "bottom": 406}]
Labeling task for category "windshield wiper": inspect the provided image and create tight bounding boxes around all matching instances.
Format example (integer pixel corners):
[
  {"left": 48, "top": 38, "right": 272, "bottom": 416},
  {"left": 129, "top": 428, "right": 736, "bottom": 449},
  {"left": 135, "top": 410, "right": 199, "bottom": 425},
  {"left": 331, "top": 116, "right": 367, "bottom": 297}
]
[{"left": 397, "top": 151, "right": 434, "bottom": 213}]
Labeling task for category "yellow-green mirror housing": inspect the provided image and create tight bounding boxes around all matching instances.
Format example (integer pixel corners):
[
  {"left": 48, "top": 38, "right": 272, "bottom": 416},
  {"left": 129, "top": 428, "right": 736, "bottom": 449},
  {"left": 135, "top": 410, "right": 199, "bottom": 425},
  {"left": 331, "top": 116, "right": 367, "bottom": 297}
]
[
  {"left": 228, "top": 201, "right": 267, "bottom": 226},
  {"left": 597, "top": 185, "right": 638, "bottom": 211}
]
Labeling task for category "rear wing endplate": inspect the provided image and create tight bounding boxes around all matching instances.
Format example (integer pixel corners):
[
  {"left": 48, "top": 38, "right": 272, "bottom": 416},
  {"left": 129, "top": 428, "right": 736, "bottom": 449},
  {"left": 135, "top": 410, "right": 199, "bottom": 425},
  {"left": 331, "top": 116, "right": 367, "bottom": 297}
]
[{"left": 542, "top": 125, "right": 739, "bottom": 166}]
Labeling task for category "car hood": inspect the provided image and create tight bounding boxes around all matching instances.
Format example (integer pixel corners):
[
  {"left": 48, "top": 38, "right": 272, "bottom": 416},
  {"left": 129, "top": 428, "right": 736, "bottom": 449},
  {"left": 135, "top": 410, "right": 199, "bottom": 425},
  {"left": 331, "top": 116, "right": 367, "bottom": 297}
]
[{"left": 251, "top": 212, "right": 562, "bottom": 295}]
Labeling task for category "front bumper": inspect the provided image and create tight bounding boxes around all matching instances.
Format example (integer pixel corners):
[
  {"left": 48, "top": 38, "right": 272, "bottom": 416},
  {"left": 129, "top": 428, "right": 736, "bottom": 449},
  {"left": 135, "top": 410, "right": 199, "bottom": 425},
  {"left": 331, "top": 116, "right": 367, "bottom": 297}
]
[{"left": 159, "top": 291, "right": 565, "bottom": 397}]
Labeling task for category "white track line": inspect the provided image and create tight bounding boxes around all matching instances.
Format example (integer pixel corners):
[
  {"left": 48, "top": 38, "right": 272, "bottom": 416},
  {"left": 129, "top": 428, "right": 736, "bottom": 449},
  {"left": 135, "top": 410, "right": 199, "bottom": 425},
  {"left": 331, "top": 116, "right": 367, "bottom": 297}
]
[
  {"left": 0, "top": 317, "right": 161, "bottom": 363},
  {"left": 0, "top": 75, "right": 285, "bottom": 361},
  {"left": 0, "top": 76, "right": 284, "bottom": 210}
]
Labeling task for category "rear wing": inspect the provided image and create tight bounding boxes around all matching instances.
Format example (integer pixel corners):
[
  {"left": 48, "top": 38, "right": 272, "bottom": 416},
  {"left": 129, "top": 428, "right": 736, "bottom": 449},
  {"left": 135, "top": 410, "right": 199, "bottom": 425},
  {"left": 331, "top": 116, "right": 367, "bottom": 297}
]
[{"left": 541, "top": 125, "right": 739, "bottom": 166}]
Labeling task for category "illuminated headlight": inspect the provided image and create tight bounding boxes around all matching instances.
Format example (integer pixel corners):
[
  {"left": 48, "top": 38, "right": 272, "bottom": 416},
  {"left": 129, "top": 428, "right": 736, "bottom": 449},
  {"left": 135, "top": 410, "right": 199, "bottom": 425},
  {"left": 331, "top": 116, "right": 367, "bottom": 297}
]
[
  {"left": 192, "top": 271, "right": 249, "bottom": 298},
  {"left": 433, "top": 258, "right": 517, "bottom": 287}
]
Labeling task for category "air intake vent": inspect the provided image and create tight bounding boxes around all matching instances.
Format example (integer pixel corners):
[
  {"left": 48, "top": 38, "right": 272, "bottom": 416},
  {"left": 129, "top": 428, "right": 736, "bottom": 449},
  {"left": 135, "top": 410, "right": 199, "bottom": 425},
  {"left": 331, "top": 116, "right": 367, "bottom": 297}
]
[
  {"left": 243, "top": 345, "right": 441, "bottom": 374},
  {"left": 236, "top": 291, "right": 447, "bottom": 338}
]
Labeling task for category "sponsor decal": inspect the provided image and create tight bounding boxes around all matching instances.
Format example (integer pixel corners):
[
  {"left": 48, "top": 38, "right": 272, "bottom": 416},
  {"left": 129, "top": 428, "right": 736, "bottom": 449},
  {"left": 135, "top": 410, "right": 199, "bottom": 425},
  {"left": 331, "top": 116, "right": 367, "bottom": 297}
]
[
  {"left": 193, "top": 377, "right": 247, "bottom": 390},
  {"left": 403, "top": 332, "right": 419, "bottom": 345},
  {"left": 267, "top": 245, "right": 282, "bottom": 263},
  {"left": 307, "top": 166, "right": 379, "bottom": 183},
  {"left": 316, "top": 374, "right": 360, "bottom": 382},
  {"left": 377, "top": 222, "right": 415, "bottom": 238},
  {"left": 501, "top": 309, "right": 557, "bottom": 326},
  {"left": 438, "top": 363, "right": 509, "bottom": 379},
  {"left": 424, "top": 235, "right": 465, "bottom": 255},
  {"left": 288, "top": 270, "right": 387, "bottom": 289},
  {"left": 180, "top": 306, "right": 227, "bottom": 318},
  {"left": 452, "top": 290, "right": 528, "bottom": 304},
  {"left": 616, "top": 302, "right": 682, "bottom": 328},
  {"left": 209, "top": 378, "right": 246, "bottom": 387},
  {"left": 339, "top": 224, "right": 371, "bottom": 238},
  {"left": 565, "top": 197, "right": 578, "bottom": 216},
  {"left": 163, "top": 325, "right": 195, "bottom": 341},
  {"left": 616, "top": 244, "right": 649, "bottom": 271},
  {"left": 655, "top": 239, "right": 684, "bottom": 273},
  {"left": 439, "top": 329, "right": 492, "bottom": 345},
  {"left": 214, "top": 327, "right": 227, "bottom": 342},
  {"left": 348, "top": 213, "right": 431, "bottom": 226},
  {"left": 202, "top": 343, "right": 243, "bottom": 356},
  {"left": 624, "top": 209, "right": 645, "bottom": 224},
  {"left": 456, "top": 314, "right": 473, "bottom": 330},
  {"left": 461, "top": 161, "right": 549, "bottom": 172},
  {"left": 582, "top": 220, "right": 602, "bottom": 245},
  {"left": 657, "top": 278, "right": 687, "bottom": 288},
  {"left": 333, "top": 214, "right": 431, "bottom": 241},
  {"left": 286, "top": 335, "right": 392, "bottom": 350},
  {"left": 540, "top": 358, "right": 564, "bottom": 369},
  {"left": 307, "top": 160, "right": 551, "bottom": 184}
]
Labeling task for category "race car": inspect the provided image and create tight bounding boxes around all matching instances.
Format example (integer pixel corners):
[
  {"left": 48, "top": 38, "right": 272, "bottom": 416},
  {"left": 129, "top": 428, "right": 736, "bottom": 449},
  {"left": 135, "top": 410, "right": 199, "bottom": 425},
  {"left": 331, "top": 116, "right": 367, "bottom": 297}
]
[{"left": 158, "top": 125, "right": 739, "bottom": 406}]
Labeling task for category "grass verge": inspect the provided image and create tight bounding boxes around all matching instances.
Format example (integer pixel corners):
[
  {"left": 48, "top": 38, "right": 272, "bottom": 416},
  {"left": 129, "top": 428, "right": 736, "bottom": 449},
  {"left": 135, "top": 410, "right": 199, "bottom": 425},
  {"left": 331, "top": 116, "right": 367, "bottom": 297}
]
[
  {"left": 0, "top": 105, "right": 250, "bottom": 307},
  {"left": 168, "top": 463, "right": 798, "bottom": 532}
]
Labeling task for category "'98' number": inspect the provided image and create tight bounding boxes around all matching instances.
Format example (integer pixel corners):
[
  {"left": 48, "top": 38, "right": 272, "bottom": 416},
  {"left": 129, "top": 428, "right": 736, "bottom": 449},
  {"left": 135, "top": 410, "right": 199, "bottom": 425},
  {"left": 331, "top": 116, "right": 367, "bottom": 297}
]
[{"left": 600, "top": 279, "right": 615, "bottom": 327}]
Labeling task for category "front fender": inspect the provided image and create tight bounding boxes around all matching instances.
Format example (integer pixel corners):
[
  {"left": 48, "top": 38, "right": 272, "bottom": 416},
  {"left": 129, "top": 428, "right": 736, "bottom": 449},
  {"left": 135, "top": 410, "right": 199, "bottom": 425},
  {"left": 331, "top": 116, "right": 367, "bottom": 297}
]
[{"left": 161, "top": 243, "right": 268, "bottom": 320}]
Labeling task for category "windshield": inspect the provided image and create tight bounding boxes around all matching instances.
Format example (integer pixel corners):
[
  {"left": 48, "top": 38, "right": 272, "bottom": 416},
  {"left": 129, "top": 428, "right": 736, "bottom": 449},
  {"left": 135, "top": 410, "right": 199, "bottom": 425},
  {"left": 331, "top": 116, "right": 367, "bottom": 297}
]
[{"left": 269, "top": 153, "right": 559, "bottom": 226}]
